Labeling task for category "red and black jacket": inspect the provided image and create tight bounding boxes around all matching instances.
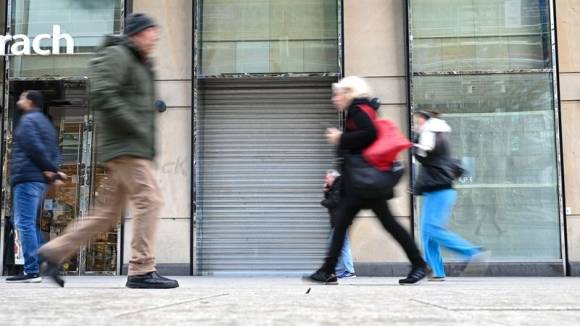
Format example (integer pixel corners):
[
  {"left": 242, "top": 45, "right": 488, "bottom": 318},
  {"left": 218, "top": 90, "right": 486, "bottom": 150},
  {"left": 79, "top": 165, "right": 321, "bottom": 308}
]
[{"left": 340, "top": 98, "right": 379, "bottom": 154}]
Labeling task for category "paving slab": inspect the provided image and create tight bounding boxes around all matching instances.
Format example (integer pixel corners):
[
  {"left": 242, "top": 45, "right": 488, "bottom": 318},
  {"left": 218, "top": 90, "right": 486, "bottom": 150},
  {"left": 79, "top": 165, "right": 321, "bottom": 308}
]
[{"left": 1, "top": 277, "right": 580, "bottom": 325}]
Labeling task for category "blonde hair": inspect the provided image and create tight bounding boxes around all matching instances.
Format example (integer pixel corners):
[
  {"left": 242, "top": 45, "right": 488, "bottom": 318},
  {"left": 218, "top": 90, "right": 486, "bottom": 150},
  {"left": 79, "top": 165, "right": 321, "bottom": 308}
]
[
  {"left": 326, "top": 169, "right": 341, "bottom": 178},
  {"left": 332, "top": 76, "right": 372, "bottom": 100}
]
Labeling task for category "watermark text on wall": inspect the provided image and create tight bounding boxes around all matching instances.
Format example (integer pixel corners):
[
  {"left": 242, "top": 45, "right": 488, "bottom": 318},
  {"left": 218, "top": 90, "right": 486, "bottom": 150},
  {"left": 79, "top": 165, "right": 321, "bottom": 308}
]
[{"left": 0, "top": 25, "right": 74, "bottom": 56}]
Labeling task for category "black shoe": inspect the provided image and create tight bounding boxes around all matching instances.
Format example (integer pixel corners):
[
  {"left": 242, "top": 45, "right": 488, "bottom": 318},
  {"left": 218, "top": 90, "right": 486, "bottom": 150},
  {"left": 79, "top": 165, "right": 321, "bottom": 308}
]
[
  {"left": 126, "top": 271, "right": 179, "bottom": 289},
  {"left": 399, "top": 266, "right": 427, "bottom": 285},
  {"left": 39, "top": 256, "right": 65, "bottom": 287},
  {"left": 6, "top": 273, "right": 42, "bottom": 283},
  {"left": 303, "top": 269, "right": 338, "bottom": 285}
]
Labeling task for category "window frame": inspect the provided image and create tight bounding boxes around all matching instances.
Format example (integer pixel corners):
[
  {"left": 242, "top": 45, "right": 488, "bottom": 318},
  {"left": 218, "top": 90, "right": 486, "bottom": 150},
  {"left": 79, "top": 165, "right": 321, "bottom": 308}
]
[{"left": 405, "top": 0, "right": 566, "bottom": 267}]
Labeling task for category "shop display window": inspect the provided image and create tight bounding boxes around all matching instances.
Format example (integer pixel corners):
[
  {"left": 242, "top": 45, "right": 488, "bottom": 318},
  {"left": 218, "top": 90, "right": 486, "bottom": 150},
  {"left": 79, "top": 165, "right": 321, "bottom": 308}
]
[
  {"left": 409, "top": 0, "right": 561, "bottom": 260},
  {"left": 200, "top": 0, "right": 339, "bottom": 75}
]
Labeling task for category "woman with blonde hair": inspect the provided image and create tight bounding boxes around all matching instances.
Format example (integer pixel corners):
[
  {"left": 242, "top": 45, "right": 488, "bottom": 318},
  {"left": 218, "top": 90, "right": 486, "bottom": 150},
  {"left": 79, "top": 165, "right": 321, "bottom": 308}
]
[{"left": 306, "top": 76, "right": 428, "bottom": 285}]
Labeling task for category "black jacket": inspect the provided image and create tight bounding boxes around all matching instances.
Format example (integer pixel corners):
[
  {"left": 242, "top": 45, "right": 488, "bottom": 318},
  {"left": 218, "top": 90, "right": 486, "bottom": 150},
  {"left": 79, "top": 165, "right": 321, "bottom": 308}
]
[
  {"left": 11, "top": 110, "right": 61, "bottom": 186},
  {"left": 321, "top": 176, "right": 342, "bottom": 227},
  {"left": 413, "top": 118, "right": 455, "bottom": 195},
  {"left": 337, "top": 98, "right": 378, "bottom": 197}
]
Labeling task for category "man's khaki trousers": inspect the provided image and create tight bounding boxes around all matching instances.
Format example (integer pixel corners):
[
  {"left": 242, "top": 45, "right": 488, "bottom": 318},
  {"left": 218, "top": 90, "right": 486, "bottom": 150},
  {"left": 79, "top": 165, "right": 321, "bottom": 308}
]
[{"left": 40, "top": 156, "right": 163, "bottom": 276}]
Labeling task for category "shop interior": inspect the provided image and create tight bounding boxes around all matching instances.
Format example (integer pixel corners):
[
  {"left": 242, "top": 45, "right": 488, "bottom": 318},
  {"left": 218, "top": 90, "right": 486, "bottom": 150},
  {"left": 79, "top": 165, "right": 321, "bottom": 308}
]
[{"left": 1, "top": 80, "right": 119, "bottom": 275}]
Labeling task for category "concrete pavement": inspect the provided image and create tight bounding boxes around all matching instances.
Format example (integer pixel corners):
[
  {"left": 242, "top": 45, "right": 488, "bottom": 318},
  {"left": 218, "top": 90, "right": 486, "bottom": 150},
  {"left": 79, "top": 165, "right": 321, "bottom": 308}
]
[{"left": 1, "top": 276, "right": 580, "bottom": 325}]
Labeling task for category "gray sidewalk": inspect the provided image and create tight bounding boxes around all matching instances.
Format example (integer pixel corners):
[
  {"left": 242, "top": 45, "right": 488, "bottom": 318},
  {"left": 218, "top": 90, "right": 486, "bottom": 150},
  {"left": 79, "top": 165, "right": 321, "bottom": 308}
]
[{"left": 1, "top": 276, "right": 580, "bottom": 326}]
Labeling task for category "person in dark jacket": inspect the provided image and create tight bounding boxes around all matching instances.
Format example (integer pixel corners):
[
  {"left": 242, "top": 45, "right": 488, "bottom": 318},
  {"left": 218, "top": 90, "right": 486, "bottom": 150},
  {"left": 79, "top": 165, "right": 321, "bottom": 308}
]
[
  {"left": 413, "top": 110, "right": 486, "bottom": 281},
  {"left": 6, "top": 90, "right": 62, "bottom": 283},
  {"left": 321, "top": 170, "right": 355, "bottom": 278},
  {"left": 306, "top": 76, "right": 428, "bottom": 285},
  {"left": 39, "top": 13, "right": 178, "bottom": 289}
]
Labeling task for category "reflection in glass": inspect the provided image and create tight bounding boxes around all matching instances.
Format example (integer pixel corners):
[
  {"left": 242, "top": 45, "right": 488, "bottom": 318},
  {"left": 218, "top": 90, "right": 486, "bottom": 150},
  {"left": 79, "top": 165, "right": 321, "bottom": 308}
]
[
  {"left": 411, "top": 0, "right": 551, "bottom": 72},
  {"left": 10, "top": 0, "right": 123, "bottom": 77},
  {"left": 410, "top": 0, "right": 560, "bottom": 261},
  {"left": 201, "top": 0, "right": 338, "bottom": 75}
]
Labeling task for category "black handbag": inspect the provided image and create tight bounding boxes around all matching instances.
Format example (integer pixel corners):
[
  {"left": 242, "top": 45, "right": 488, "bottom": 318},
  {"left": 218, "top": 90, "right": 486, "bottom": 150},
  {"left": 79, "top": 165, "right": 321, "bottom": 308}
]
[
  {"left": 344, "top": 154, "right": 405, "bottom": 199},
  {"left": 448, "top": 158, "right": 466, "bottom": 179},
  {"left": 414, "top": 157, "right": 465, "bottom": 195},
  {"left": 426, "top": 157, "right": 465, "bottom": 181}
]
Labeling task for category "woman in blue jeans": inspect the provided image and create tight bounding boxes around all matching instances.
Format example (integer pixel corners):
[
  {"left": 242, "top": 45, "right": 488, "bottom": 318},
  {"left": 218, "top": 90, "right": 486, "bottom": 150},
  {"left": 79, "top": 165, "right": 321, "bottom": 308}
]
[{"left": 413, "top": 110, "right": 485, "bottom": 281}]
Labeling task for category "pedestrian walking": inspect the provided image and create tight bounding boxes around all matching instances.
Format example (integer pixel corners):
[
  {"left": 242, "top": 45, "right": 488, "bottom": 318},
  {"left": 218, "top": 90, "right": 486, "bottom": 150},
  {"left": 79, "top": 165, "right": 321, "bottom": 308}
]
[
  {"left": 38, "top": 13, "right": 178, "bottom": 289},
  {"left": 307, "top": 76, "right": 428, "bottom": 285},
  {"left": 6, "top": 90, "right": 63, "bottom": 283},
  {"left": 321, "top": 170, "right": 356, "bottom": 278},
  {"left": 413, "top": 110, "right": 487, "bottom": 281}
]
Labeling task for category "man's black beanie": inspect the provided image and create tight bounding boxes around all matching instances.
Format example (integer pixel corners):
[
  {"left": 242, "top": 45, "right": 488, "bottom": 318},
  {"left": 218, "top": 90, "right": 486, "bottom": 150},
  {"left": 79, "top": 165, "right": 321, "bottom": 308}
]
[{"left": 124, "top": 13, "right": 156, "bottom": 36}]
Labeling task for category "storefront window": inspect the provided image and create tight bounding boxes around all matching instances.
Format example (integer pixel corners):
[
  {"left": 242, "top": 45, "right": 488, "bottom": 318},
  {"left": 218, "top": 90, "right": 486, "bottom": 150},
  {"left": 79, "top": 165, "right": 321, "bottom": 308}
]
[
  {"left": 412, "top": 0, "right": 552, "bottom": 72},
  {"left": 409, "top": 0, "right": 561, "bottom": 261},
  {"left": 0, "top": 0, "right": 5, "bottom": 90},
  {"left": 4, "top": 81, "right": 119, "bottom": 274},
  {"left": 10, "top": 0, "right": 123, "bottom": 77},
  {"left": 200, "top": 0, "right": 339, "bottom": 75},
  {"left": 2, "top": 0, "right": 124, "bottom": 275}
]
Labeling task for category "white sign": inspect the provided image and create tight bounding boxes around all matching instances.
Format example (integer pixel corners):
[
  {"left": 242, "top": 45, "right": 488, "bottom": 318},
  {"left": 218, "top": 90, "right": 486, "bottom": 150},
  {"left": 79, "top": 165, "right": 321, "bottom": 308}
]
[{"left": 0, "top": 25, "right": 75, "bottom": 56}]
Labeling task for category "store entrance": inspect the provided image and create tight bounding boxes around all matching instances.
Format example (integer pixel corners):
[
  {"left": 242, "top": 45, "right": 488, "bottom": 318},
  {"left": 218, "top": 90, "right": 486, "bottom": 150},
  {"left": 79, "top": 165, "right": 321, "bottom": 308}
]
[{"left": 2, "top": 80, "right": 119, "bottom": 275}]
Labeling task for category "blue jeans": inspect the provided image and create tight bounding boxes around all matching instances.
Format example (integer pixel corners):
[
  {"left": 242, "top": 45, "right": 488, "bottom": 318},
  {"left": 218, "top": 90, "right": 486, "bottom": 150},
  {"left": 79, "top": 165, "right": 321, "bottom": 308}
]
[
  {"left": 329, "top": 229, "right": 355, "bottom": 274},
  {"left": 13, "top": 182, "right": 47, "bottom": 275},
  {"left": 420, "top": 189, "right": 480, "bottom": 277}
]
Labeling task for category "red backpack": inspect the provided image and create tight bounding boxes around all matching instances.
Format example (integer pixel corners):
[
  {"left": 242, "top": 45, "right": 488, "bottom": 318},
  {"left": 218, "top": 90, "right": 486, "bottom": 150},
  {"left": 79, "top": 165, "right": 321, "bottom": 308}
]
[{"left": 357, "top": 104, "right": 412, "bottom": 171}]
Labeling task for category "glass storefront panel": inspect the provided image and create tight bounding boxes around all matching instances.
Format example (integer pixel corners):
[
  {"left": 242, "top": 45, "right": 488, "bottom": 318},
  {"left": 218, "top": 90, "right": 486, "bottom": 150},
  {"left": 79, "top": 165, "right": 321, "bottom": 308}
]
[
  {"left": 409, "top": 0, "right": 561, "bottom": 261},
  {"left": 413, "top": 74, "right": 559, "bottom": 260},
  {"left": 411, "top": 0, "right": 551, "bottom": 72},
  {"left": 413, "top": 74, "right": 555, "bottom": 114},
  {"left": 201, "top": 0, "right": 338, "bottom": 75},
  {"left": 10, "top": 0, "right": 123, "bottom": 77},
  {"left": 10, "top": 55, "right": 93, "bottom": 78}
]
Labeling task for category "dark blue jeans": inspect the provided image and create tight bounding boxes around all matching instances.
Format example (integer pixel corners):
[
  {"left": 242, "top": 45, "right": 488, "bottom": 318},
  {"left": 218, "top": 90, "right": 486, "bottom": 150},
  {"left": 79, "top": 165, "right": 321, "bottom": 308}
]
[{"left": 13, "top": 182, "right": 47, "bottom": 275}]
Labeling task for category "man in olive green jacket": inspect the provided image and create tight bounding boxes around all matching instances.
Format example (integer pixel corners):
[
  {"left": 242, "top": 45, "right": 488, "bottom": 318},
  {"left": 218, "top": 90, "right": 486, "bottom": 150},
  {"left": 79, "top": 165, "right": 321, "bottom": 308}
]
[{"left": 39, "top": 13, "right": 178, "bottom": 289}]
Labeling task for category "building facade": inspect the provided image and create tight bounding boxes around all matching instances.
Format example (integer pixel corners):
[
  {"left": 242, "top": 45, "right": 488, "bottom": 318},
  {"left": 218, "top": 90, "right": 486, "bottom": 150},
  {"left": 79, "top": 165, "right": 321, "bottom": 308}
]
[{"left": 1, "top": 0, "right": 580, "bottom": 276}]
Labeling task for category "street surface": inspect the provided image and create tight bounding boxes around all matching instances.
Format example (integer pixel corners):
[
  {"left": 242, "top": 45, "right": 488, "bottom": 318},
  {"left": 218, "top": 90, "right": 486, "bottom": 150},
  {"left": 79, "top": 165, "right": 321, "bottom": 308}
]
[{"left": 1, "top": 276, "right": 580, "bottom": 325}]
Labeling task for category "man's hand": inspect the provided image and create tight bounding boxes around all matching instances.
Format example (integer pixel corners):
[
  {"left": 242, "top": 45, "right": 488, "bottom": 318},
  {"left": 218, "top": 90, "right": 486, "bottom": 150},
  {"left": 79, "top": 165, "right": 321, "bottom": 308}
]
[
  {"left": 43, "top": 171, "right": 56, "bottom": 180},
  {"left": 43, "top": 171, "right": 68, "bottom": 186},
  {"left": 53, "top": 172, "right": 67, "bottom": 187},
  {"left": 57, "top": 172, "right": 68, "bottom": 181}
]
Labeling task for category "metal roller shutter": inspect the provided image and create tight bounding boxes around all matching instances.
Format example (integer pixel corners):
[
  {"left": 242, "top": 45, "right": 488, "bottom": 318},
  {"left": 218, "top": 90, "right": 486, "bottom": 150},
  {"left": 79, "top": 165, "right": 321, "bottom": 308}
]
[{"left": 198, "top": 77, "right": 338, "bottom": 274}]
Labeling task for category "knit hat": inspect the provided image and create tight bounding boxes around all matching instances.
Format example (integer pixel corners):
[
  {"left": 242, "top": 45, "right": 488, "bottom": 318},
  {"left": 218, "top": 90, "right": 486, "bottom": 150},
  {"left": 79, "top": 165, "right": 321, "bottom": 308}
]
[
  {"left": 414, "top": 110, "right": 432, "bottom": 120},
  {"left": 124, "top": 13, "right": 157, "bottom": 36}
]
